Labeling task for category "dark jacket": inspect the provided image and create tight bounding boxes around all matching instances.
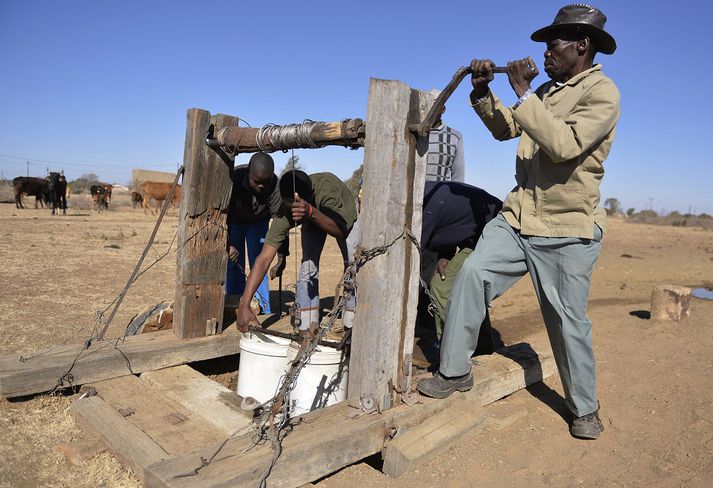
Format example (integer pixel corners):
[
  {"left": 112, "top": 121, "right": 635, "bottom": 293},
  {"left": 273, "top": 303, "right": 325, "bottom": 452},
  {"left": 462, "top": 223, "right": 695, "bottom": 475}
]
[
  {"left": 228, "top": 165, "right": 283, "bottom": 225},
  {"left": 421, "top": 181, "right": 503, "bottom": 259}
]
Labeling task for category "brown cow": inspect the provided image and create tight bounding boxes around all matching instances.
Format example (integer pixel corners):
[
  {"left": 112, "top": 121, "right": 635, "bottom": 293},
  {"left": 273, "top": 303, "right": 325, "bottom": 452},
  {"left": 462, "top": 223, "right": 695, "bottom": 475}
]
[
  {"left": 89, "top": 184, "right": 111, "bottom": 212},
  {"left": 140, "top": 181, "right": 181, "bottom": 215},
  {"left": 90, "top": 189, "right": 108, "bottom": 213},
  {"left": 103, "top": 184, "right": 113, "bottom": 204},
  {"left": 170, "top": 186, "right": 181, "bottom": 210},
  {"left": 131, "top": 191, "right": 143, "bottom": 209}
]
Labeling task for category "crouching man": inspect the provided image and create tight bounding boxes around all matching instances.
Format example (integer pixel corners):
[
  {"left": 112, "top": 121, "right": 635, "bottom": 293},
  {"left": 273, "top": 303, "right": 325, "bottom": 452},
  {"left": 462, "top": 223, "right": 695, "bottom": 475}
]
[
  {"left": 421, "top": 181, "right": 502, "bottom": 349},
  {"left": 236, "top": 170, "right": 357, "bottom": 337}
]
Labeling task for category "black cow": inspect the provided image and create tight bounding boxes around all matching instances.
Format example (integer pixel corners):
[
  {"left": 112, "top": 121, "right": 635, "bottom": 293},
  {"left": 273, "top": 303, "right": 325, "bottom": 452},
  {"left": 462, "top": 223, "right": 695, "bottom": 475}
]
[
  {"left": 48, "top": 172, "right": 67, "bottom": 215},
  {"left": 13, "top": 176, "right": 49, "bottom": 209}
]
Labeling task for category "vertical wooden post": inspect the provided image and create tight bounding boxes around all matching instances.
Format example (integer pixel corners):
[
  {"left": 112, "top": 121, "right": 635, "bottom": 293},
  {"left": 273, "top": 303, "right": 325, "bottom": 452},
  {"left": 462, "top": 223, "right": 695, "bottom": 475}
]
[
  {"left": 174, "top": 109, "right": 236, "bottom": 338},
  {"left": 348, "top": 79, "right": 436, "bottom": 412}
]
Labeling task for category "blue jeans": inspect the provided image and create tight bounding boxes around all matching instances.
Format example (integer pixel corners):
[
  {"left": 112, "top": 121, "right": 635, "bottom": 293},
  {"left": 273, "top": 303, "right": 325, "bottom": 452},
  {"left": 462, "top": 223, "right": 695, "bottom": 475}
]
[{"left": 226, "top": 219, "right": 271, "bottom": 314}]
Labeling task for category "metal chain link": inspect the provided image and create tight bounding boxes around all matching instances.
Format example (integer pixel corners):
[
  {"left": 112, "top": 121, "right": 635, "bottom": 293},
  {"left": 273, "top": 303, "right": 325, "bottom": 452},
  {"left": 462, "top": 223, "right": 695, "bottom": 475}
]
[{"left": 253, "top": 227, "right": 439, "bottom": 486}]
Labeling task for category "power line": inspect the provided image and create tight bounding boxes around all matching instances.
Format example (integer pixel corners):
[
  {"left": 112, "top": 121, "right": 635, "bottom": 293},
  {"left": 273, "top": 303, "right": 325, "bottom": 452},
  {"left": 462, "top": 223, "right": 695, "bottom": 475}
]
[{"left": 0, "top": 152, "right": 179, "bottom": 169}]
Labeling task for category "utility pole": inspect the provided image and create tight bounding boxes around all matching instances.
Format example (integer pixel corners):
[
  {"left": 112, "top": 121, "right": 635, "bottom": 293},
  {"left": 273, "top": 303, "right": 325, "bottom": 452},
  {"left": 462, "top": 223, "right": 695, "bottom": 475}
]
[
  {"left": 648, "top": 197, "right": 654, "bottom": 211},
  {"left": 26, "top": 161, "right": 29, "bottom": 177}
]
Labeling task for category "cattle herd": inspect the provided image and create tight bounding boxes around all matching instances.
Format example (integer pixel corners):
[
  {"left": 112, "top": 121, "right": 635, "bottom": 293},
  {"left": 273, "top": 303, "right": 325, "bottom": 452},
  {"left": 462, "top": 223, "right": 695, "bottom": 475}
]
[
  {"left": 13, "top": 173, "right": 67, "bottom": 215},
  {"left": 11, "top": 174, "right": 181, "bottom": 215}
]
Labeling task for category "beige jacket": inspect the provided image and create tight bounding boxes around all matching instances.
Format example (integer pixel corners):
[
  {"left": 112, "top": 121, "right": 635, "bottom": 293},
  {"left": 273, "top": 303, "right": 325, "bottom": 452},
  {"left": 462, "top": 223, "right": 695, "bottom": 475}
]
[{"left": 473, "top": 65, "right": 620, "bottom": 238}]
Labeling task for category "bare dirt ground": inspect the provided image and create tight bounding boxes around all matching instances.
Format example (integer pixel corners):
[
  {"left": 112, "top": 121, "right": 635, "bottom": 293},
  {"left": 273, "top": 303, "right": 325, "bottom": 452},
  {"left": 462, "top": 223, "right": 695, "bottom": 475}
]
[{"left": 1, "top": 192, "right": 712, "bottom": 487}]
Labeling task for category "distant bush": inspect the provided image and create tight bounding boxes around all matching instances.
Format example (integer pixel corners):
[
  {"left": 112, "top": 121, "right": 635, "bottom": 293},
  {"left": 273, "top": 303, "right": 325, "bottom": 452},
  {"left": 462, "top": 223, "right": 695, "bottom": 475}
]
[
  {"left": 0, "top": 179, "right": 13, "bottom": 203},
  {"left": 628, "top": 209, "right": 713, "bottom": 230},
  {"left": 69, "top": 174, "right": 102, "bottom": 194}
]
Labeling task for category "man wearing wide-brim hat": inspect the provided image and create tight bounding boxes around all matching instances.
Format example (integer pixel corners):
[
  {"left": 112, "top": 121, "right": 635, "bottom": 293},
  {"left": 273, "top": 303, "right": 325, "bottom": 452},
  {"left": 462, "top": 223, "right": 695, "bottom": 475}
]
[{"left": 418, "top": 4, "right": 620, "bottom": 440}]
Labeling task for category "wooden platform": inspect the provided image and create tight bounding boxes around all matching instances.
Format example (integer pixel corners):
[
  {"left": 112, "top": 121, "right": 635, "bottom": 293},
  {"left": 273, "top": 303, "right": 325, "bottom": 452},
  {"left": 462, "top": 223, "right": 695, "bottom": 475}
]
[
  {"left": 67, "top": 334, "right": 557, "bottom": 487},
  {"left": 0, "top": 326, "right": 240, "bottom": 398}
]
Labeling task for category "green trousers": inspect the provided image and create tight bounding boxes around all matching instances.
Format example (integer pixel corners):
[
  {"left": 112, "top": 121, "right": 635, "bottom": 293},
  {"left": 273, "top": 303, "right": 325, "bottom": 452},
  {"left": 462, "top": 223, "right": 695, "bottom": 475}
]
[
  {"left": 430, "top": 246, "right": 495, "bottom": 355},
  {"left": 439, "top": 214, "right": 602, "bottom": 417},
  {"left": 430, "top": 247, "right": 473, "bottom": 340}
]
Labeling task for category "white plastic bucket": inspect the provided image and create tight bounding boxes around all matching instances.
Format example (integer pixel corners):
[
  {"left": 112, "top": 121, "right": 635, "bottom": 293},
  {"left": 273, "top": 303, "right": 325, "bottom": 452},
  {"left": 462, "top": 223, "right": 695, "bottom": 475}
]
[
  {"left": 286, "top": 343, "right": 349, "bottom": 416},
  {"left": 237, "top": 332, "right": 290, "bottom": 404}
]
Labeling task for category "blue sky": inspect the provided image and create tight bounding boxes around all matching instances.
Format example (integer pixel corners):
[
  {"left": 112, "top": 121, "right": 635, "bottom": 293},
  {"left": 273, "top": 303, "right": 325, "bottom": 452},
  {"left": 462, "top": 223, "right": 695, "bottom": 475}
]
[{"left": 1, "top": 0, "right": 710, "bottom": 214}]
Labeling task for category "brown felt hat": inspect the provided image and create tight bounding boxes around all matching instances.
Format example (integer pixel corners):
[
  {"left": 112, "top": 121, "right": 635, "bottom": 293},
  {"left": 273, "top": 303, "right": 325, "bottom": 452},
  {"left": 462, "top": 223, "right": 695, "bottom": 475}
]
[{"left": 531, "top": 4, "right": 616, "bottom": 54}]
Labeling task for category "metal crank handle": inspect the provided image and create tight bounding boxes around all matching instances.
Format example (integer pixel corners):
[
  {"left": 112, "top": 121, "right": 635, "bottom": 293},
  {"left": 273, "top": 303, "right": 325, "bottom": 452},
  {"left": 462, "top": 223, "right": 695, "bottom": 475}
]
[{"left": 467, "top": 66, "right": 529, "bottom": 74}]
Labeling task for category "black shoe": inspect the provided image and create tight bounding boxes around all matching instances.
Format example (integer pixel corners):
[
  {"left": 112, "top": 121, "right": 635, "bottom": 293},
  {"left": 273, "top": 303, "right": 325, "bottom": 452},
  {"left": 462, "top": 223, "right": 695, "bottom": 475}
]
[
  {"left": 570, "top": 409, "right": 604, "bottom": 439},
  {"left": 416, "top": 370, "right": 474, "bottom": 399}
]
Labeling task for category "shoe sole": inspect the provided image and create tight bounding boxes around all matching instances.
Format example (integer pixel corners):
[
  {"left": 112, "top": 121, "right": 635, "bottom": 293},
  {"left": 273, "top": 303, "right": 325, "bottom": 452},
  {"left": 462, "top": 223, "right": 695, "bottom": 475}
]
[
  {"left": 416, "top": 380, "right": 474, "bottom": 399},
  {"left": 570, "top": 430, "right": 601, "bottom": 440}
]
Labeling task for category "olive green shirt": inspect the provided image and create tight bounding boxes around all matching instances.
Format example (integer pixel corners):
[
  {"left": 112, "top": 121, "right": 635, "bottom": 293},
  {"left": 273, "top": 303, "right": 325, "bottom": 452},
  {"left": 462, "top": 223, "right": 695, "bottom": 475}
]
[
  {"left": 264, "top": 172, "right": 357, "bottom": 248},
  {"left": 473, "top": 65, "right": 621, "bottom": 238}
]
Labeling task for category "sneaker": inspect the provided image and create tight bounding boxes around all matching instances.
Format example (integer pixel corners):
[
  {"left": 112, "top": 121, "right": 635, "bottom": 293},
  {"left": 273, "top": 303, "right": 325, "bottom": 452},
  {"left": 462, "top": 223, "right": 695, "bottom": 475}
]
[
  {"left": 570, "top": 409, "right": 604, "bottom": 439},
  {"left": 416, "top": 370, "right": 474, "bottom": 399}
]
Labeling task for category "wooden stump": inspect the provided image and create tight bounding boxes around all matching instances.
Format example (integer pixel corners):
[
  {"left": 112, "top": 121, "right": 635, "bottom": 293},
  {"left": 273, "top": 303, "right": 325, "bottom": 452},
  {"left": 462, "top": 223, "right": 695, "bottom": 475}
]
[{"left": 651, "top": 285, "right": 692, "bottom": 322}]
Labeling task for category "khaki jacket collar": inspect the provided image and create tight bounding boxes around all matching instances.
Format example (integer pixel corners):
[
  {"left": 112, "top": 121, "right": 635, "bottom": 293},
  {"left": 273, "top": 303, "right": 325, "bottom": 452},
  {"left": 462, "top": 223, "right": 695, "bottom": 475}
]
[{"left": 547, "top": 64, "right": 603, "bottom": 95}]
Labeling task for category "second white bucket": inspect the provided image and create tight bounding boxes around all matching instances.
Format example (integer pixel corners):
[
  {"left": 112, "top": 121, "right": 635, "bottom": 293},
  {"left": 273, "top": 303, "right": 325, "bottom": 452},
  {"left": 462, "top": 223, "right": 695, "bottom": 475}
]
[
  {"left": 237, "top": 332, "right": 290, "bottom": 404},
  {"left": 286, "top": 343, "right": 349, "bottom": 416}
]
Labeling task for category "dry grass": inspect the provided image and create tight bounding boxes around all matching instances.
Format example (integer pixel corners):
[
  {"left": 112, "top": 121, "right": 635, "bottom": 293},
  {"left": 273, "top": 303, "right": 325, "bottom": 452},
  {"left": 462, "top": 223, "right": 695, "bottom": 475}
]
[
  {"left": 3, "top": 198, "right": 713, "bottom": 486},
  {"left": 0, "top": 192, "right": 345, "bottom": 486},
  {"left": 0, "top": 395, "right": 139, "bottom": 488}
]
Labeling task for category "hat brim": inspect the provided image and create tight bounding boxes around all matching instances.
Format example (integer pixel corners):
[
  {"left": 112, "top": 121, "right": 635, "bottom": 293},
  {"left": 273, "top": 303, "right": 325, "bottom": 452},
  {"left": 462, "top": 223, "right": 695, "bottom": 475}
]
[{"left": 531, "top": 23, "right": 616, "bottom": 55}]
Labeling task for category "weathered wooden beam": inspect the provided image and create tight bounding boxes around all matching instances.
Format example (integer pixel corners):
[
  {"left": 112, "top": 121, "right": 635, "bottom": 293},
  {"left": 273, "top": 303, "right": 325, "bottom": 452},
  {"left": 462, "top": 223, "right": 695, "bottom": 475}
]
[
  {"left": 70, "top": 396, "right": 169, "bottom": 482},
  {"left": 140, "top": 365, "right": 253, "bottom": 437},
  {"left": 213, "top": 118, "right": 365, "bottom": 153},
  {"left": 174, "top": 110, "right": 236, "bottom": 338},
  {"left": 143, "top": 337, "right": 556, "bottom": 488},
  {"left": 382, "top": 400, "right": 492, "bottom": 478},
  {"left": 0, "top": 327, "right": 240, "bottom": 398},
  {"left": 347, "top": 79, "right": 436, "bottom": 412},
  {"left": 89, "top": 375, "right": 228, "bottom": 455}
]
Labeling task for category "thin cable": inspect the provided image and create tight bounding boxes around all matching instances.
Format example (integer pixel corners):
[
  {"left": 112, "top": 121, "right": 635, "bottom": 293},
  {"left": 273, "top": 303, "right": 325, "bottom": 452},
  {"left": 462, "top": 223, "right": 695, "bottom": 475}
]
[
  {"left": 291, "top": 149, "right": 300, "bottom": 327},
  {"left": 95, "top": 166, "right": 184, "bottom": 342}
]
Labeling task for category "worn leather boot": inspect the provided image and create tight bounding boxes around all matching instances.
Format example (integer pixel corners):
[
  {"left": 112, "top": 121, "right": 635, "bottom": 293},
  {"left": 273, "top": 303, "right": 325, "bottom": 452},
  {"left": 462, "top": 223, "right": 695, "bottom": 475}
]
[
  {"left": 416, "top": 371, "right": 473, "bottom": 399},
  {"left": 570, "top": 409, "right": 604, "bottom": 439}
]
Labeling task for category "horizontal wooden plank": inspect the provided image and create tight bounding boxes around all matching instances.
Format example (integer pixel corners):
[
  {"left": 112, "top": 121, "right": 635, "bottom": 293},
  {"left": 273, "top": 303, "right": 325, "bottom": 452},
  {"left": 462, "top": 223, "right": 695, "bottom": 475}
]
[
  {"left": 0, "top": 327, "right": 240, "bottom": 398},
  {"left": 141, "top": 365, "right": 253, "bottom": 437},
  {"left": 144, "top": 336, "right": 556, "bottom": 488},
  {"left": 90, "top": 375, "right": 228, "bottom": 456},
  {"left": 70, "top": 396, "right": 169, "bottom": 482},
  {"left": 382, "top": 400, "right": 492, "bottom": 478}
]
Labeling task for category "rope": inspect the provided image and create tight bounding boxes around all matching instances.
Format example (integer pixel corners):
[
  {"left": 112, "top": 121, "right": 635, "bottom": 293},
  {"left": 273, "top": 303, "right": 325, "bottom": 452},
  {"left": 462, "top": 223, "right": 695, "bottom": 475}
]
[{"left": 256, "top": 120, "right": 325, "bottom": 153}]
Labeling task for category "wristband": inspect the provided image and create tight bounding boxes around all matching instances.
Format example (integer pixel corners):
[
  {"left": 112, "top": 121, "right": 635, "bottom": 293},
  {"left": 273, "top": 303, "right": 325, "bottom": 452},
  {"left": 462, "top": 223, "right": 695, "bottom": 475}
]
[
  {"left": 308, "top": 204, "right": 314, "bottom": 219},
  {"left": 513, "top": 89, "right": 533, "bottom": 109}
]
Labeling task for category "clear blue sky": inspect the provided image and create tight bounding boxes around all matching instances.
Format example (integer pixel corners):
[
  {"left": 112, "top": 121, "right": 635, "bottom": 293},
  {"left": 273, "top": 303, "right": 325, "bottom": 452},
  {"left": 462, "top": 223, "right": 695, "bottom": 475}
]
[{"left": 1, "top": 0, "right": 711, "bottom": 214}]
